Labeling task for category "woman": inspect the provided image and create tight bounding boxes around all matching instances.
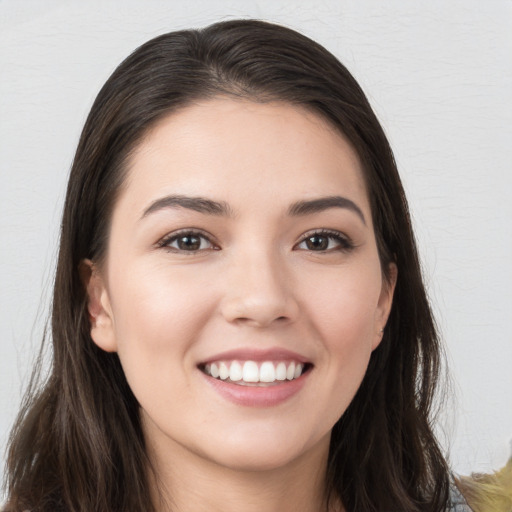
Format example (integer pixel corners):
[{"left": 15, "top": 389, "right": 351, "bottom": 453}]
[{"left": 3, "top": 19, "right": 471, "bottom": 511}]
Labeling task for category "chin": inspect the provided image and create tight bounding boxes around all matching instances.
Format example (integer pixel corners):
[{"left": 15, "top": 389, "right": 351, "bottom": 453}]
[
  {"left": 198, "top": 427, "right": 329, "bottom": 473},
  {"left": 207, "top": 448, "right": 304, "bottom": 473}
]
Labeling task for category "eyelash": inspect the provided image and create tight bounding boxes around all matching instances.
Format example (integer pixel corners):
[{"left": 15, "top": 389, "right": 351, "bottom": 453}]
[
  {"left": 295, "top": 229, "right": 354, "bottom": 253},
  {"left": 157, "top": 229, "right": 354, "bottom": 254},
  {"left": 157, "top": 229, "right": 219, "bottom": 253}
]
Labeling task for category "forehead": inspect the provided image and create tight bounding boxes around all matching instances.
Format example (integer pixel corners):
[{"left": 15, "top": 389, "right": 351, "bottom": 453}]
[{"left": 122, "top": 98, "right": 370, "bottom": 217}]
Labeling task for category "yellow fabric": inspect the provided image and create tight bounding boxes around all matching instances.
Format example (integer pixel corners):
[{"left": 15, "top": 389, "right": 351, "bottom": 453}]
[{"left": 455, "top": 458, "right": 512, "bottom": 512}]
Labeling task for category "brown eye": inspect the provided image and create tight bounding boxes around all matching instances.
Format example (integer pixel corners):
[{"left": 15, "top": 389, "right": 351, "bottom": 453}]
[
  {"left": 161, "top": 231, "right": 215, "bottom": 252},
  {"left": 296, "top": 230, "right": 354, "bottom": 252},
  {"left": 304, "top": 235, "right": 329, "bottom": 251},
  {"left": 176, "top": 235, "right": 202, "bottom": 251}
]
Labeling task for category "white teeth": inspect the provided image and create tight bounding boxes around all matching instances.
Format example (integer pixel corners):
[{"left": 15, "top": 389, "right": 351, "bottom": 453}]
[
  {"left": 229, "top": 360, "right": 242, "bottom": 381},
  {"left": 259, "top": 361, "right": 275, "bottom": 382},
  {"left": 276, "top": 362, "right": 287, "bottom": 381},
  {"left": 286, "top": 362, "right": 295, "bottom": 380},
  {"left": 242, "top": 361, "right": 259, "bottom": 382},
  {"left": 219, "top": 362, "right": 229, "bottom": 380},
  {"left": 203, "top": 360, "right": 306, "bottom": 384}
]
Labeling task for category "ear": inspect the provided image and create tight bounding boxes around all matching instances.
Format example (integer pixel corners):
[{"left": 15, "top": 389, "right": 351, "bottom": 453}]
[
  {"left": 79, "top": 259, "right": 118, "bottom": 353},
  {"left": 372, "top": 262, "right": 398, "bottom": 350}
]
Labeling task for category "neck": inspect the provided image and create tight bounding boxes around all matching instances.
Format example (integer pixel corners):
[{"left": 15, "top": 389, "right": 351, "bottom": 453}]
[{"left": 145, "top": 428, "right": 340, "bottom": 512}]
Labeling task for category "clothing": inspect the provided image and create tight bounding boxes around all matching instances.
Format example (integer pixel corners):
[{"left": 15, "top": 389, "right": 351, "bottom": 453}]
[{"left": 448, "top": 481, "right": 474, "bottom": 511}]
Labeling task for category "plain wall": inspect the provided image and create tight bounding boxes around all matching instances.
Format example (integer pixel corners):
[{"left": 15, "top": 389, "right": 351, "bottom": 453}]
[{"left": 1, "top": 0, "right": 511, "bottom": 486}]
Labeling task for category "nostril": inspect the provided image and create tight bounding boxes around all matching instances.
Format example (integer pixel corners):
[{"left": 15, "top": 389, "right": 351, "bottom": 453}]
[{"left": 233, "top": 315, "right": 290, "bottom": 327}]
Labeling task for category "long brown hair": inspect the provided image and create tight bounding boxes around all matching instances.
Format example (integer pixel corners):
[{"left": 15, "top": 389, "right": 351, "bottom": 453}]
[{"left": 4, "top": 19, "right": 450, "bottom": 511}]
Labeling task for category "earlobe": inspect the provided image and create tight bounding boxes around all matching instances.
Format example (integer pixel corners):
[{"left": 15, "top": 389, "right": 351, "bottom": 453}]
[
  {"left": 372, "top": 263, "right": 398, "bottom": 350},
  {"left": 79, "top": 259, "right": 118, "bottom": 353}
]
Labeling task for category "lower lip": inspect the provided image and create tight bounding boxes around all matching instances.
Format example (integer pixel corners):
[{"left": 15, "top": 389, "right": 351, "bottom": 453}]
[{"left": 201, "top": 371, "right": 309, "bottom": 407}]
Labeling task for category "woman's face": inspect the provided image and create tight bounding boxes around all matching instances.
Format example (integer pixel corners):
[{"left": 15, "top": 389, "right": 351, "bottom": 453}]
[{"left": 86, "top": 98, "right": 395, "bottom": 472}]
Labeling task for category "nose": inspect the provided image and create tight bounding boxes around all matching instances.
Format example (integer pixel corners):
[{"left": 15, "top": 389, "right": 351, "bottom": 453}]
[{"left": 220, "top": 250, "right": 299, "bottom": 328}]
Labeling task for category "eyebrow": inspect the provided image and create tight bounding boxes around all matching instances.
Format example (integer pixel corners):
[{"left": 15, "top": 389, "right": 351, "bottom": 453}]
[
  {"left": 141, "top": 194, "right": 366, "bottom": 224},
  {"left": 141, "top": 195, "right": 233, "bottom": 219},
  {"left": 288, "top": 196, "right": 366, "bottom": 224}
]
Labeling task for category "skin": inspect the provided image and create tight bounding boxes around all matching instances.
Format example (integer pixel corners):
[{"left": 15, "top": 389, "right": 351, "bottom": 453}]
[{"left": 84, "top": 98, "right": 396, "bottom": 512}]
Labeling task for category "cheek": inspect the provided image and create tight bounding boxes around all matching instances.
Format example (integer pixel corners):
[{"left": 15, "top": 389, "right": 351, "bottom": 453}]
[
  {"left": 297, "top": 260, "right": 382, "bottom": 414},
  {"left": 301, "top": 262, "right": 382, "bottom": 346},
  {"left": 107, "top": 263, "right": 217, "bottom": 392}
]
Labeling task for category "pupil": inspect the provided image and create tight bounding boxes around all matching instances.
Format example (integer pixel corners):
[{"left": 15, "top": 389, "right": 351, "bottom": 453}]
[
  {"left": 307, "top": 235, "right": 328, "bottom": 250},
  {"left": 178, "top": 235, "right": 200, "bottom": 250}
]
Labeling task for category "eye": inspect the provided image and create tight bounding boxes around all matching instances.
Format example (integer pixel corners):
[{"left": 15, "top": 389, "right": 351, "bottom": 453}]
[
  {"left": 158, "top": 230, "right": 217, "bottom": 253},
  {"left": 295, "top": 230, "right": 353, "bottom": 252}
]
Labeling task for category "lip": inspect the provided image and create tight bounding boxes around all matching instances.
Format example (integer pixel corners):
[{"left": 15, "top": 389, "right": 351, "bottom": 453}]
[
  {"left": 199, "top": 347, "right": 311, "bottom": 365},
  {"left": 197, "top": 347, "right": 312, "bottom": 407},
  {"left": 201, "top": 369, "right": 310, "bottom": 407}
]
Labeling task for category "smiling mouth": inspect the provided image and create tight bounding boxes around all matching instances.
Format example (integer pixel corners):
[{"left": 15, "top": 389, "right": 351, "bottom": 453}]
[{"left": 199, "top": 360, "right": 312, "bottom": 386}]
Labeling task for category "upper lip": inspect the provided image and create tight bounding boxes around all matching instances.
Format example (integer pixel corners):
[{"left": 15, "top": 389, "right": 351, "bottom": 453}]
[{"left": 199, "top": 347, "right": 311, "bottom": 365}]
